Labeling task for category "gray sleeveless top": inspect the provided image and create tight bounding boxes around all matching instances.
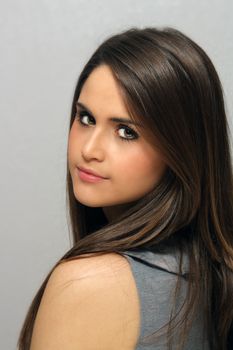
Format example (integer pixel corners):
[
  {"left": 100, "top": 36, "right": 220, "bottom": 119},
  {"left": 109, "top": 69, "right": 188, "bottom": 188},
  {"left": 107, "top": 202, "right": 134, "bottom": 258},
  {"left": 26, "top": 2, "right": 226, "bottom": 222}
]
[{"left": 119, "top": 248, "right": 209, "bottom": 350}]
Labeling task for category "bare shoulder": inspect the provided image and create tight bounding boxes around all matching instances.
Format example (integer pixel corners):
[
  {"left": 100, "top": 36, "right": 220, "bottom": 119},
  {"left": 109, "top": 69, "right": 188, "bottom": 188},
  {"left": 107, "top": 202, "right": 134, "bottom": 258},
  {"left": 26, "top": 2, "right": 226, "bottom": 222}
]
[{"left": 30, "top": 252, "right": 140, "bottom": 350}]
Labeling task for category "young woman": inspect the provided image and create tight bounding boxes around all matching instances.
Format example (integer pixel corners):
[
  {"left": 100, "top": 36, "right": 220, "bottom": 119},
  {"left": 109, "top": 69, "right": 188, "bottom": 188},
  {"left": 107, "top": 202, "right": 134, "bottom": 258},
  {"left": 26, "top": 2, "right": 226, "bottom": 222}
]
[{"left": 18, "top": 26, "right": 233, "bottom": 350}]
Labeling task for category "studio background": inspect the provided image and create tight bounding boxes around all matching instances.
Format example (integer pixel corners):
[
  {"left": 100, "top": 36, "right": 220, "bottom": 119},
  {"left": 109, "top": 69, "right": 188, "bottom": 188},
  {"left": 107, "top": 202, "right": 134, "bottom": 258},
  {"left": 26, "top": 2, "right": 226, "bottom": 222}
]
[{"left": 0, "top": 1, "right": 232, "bottom": 349}]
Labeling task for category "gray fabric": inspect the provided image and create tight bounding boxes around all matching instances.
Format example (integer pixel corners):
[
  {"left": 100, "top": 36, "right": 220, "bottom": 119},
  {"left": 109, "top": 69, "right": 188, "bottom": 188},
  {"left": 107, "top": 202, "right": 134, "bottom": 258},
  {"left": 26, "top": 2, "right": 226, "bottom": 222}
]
[{"left": 119, "top": 248, "right": 210, "bottom": 350}]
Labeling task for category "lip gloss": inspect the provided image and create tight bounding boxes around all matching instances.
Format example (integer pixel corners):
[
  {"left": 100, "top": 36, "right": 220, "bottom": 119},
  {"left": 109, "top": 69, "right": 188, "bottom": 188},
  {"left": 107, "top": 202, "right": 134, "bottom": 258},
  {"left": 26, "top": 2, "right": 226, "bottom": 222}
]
[{"left": 76, "top": 168, "right": 106, "bottom": 183}]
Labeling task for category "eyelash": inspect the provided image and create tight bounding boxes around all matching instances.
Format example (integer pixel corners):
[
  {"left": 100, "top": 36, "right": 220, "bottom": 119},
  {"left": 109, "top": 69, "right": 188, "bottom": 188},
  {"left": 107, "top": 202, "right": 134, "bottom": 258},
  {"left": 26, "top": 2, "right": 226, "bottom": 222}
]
[{"left": 75, "top": 110, "right": 139, "bottom": 142}]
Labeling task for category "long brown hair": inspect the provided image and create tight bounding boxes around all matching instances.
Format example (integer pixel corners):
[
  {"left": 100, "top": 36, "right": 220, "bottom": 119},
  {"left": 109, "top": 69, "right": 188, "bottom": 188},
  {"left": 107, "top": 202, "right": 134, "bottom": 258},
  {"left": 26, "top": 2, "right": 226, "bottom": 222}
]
[{"left": 18, "top": 26, "right": 233, "bottom": 350}]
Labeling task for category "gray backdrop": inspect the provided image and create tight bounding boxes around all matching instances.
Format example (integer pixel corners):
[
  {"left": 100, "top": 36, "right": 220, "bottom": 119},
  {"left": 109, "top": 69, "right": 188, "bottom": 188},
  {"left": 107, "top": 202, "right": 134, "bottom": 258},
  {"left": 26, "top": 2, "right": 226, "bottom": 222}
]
[{"left": 1, "top": 1, "right": 232, "bottom": 349}]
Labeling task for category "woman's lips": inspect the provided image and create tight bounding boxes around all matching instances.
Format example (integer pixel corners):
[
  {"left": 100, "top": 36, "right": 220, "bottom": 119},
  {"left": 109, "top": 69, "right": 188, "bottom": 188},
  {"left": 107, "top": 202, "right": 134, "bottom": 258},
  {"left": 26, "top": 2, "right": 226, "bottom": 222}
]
[
  {"left": 76, "top": 167, "right": 107, "bottom": 183},
  {"left": 77, "top": 166, "right": 107, "bottom": 178}
]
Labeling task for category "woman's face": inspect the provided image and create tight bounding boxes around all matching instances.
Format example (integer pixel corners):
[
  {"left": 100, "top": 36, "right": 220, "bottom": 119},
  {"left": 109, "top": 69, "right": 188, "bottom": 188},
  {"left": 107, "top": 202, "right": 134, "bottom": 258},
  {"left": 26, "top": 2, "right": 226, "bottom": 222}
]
[{"left": 68, "top": 64, "right": 167, "bottom": 220}]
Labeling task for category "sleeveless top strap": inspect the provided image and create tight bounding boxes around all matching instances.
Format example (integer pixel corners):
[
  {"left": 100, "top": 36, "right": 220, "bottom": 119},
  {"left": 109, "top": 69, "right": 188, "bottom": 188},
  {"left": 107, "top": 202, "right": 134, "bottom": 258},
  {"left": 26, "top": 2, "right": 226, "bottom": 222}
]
[{"left": 118, "top": 248, "right": 209, "bottom": 350}]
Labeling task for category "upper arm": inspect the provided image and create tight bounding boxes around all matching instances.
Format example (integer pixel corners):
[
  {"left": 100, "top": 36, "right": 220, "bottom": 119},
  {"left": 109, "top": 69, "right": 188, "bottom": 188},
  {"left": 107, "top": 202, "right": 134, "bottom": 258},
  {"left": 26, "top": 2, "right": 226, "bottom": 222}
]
[{"left": 29, "top": 253, "right": 140, "bottom": 350}]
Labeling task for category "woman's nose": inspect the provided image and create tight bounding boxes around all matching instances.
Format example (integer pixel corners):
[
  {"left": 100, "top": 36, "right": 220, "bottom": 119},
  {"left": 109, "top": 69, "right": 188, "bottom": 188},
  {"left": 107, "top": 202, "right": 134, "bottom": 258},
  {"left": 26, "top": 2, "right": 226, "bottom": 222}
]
[{"left": 81, "top": 129, "right": 106, "bottom": 161}]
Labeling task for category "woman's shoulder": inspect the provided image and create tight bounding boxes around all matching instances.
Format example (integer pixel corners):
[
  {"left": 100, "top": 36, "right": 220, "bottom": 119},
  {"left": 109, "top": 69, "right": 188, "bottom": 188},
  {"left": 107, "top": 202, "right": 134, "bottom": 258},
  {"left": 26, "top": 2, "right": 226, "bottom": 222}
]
[
  {"left": 57, "top": 251, "right": 132, "bottom": 277},
  {"left": 30, "top": 252, "right": 140, "bottom": 350}
]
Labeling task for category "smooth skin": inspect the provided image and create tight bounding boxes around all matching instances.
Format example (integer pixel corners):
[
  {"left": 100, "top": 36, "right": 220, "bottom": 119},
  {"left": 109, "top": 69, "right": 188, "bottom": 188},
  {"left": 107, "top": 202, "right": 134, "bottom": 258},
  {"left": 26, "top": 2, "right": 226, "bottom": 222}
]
[
  {"left": 68, "top": 64, "right": 167, "bottom": 222},
  {"left": 30, "top": 65, "right": 167, "bottom": 349},
  {"left": 29, "top": 253, "right": 141, "bottom": 350}
]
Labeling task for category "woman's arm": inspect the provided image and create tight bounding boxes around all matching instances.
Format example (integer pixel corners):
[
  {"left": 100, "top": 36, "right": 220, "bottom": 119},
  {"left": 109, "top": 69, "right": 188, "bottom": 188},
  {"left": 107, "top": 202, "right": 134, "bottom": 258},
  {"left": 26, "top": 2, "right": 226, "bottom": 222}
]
[{"left": 29, "top": 252, "right": 140, "bottom": 350}]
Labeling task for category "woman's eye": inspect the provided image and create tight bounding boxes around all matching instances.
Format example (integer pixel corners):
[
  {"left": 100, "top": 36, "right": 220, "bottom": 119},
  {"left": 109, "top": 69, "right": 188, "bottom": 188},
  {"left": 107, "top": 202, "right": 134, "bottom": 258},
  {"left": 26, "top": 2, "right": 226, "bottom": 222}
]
[
  {"left": 76, "top": 112, "right": 94, "bottom": 126},
  {"left": 75, "top": 111, "right": 139, "bottom": 142},
  {"left": 117, "top": 125, "right": 139, "bottom": 141}
]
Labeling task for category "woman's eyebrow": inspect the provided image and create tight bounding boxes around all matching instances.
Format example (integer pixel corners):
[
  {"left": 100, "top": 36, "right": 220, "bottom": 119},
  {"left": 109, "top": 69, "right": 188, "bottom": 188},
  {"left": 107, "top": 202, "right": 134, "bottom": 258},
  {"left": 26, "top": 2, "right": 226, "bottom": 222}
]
[{"left": 76, "top": 101, "right": 143, "bottom": 127}]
